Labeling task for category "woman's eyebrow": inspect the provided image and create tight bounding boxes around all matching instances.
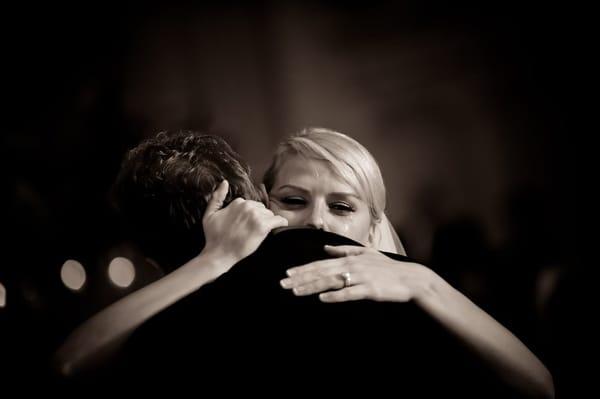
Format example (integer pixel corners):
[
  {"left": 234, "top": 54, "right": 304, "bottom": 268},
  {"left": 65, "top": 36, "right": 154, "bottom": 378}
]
[
  {"left": 330, "top": 192, "right": 360, "bottom": 199},
  {"left": 274, "top": 185, "right": 360, "bottom": 199},
  {"left": 274, "top": 184, "right": 309, "bottom": 193}
]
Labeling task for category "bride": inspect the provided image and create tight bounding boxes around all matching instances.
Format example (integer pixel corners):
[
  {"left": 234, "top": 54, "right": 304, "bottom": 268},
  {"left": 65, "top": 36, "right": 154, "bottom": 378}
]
[{"left": 55, "top": 128, "right": 554, "bottom": 398}]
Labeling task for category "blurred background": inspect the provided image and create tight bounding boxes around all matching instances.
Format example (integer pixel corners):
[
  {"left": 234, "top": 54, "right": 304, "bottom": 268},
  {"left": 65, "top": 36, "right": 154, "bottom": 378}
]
[{"left": 2, "top": 0, "right": 579, "bottom": 395}]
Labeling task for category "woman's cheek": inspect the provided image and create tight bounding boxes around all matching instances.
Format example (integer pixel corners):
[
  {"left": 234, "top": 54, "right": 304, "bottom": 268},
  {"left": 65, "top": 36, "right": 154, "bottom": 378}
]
[
  {"left": 333, "top": 220, "right": 362, "bottom": 242},
  {"left": 325, "top": 218, "right": 350, "bottom": 237},
  {"left": 329, "top": 216, "right": 370, "bottom": 244},
  {"left": 268, "top": 200, "right": 284, "bottom": 216}
]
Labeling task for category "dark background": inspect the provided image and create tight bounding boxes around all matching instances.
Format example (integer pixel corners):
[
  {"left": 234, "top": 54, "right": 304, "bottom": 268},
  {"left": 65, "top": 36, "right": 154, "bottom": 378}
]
[{"left": 2, "top": 1, "right": 580, "bottom": 395}]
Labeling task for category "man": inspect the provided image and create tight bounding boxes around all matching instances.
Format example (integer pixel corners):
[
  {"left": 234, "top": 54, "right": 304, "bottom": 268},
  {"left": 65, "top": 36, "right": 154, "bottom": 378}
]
[{"left": 54, "top": 132, "right": 288, "bottom": 376}]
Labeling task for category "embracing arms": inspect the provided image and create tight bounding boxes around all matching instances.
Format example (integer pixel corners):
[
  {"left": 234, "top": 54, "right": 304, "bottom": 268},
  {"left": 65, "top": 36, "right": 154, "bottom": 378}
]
[
  {"left": 279, "top": 245, "right": 555, "bottom": 398},
  {"left": 54, "top": 181, "right": 287, "bottom": 377}
]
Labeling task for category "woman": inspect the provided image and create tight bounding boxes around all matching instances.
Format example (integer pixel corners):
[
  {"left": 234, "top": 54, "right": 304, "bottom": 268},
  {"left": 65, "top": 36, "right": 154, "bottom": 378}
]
[
  {"left": 56, "top": 129, "right": 554, "bottom": 397},
  {"left": 262, "top": 127, "right": 553, "bottom": 397},
  {"left": 264, "top": 127, "right": 405, "bottom": 256}
]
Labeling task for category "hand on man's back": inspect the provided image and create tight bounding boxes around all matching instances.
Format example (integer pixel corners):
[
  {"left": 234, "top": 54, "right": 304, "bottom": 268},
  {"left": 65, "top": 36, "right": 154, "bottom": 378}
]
[{"left": 202, "top": 180, "right": 288, "bottom": 268}]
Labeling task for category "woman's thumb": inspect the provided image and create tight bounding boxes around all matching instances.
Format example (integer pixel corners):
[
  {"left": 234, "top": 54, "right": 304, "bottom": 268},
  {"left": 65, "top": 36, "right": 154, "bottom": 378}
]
[{"left": 205, "top": 180, "right": 229, "bottom": 217}]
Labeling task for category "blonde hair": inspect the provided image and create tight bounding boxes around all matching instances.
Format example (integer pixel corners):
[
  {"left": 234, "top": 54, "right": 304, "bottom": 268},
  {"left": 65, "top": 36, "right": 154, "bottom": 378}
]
[{"left": 263, "top": 127, "right": 386, "bottom": 224}]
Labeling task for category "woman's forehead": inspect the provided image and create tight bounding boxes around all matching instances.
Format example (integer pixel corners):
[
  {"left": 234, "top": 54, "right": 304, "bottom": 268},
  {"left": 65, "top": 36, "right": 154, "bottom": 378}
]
[{"left": 274, "top": 156, "right": 358, "bottom": 194}]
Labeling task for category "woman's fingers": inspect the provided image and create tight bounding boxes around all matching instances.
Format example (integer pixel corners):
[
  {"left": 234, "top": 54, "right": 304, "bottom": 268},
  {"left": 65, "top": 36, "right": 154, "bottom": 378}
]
[
  {"left": 288, "top": 274, "right": 348, "bottom": 296},
  {"left": 281, "top": 259, "right": 348, "bottom": 288},
  {"left": 286, "top": 257, "right": 346, "bottom": 277},
  {"left": 282, "top": 249, "right": 369, "bottom": 289},
  {"left": 280, "top": 245, "right": 426, "bottom": 303},
  {"left": 286, "top": 245, "right": 371, "bottom": 277},
  {"left": 324, "top": 245, "right": 367, "bottom": 257},
  {"left": 319, "top": 285, "right": 368, "bottom": 303},
  {"left": 243, "top": 203, "right": 288, "bottom": 232},
  {"left": 263, "top": 215, "right": 289, "bottom": 231},
  {"left": 282, "top": 266, "right": 367, "bottom": 297},
  {"left": 203, "top": 180, "right": 229, "bottom": 220},
  {"left": 203, "top": 195, "right": 286, "bottom": 264}
]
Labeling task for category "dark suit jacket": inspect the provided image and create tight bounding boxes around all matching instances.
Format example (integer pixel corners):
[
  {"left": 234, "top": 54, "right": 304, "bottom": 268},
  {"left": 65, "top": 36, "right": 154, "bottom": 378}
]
[{"left": 100, "top": 228, "right": 520, "bottom": 397}]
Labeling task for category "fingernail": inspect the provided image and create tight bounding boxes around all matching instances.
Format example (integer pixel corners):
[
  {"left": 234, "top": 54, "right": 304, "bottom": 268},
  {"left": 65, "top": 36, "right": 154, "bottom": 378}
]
[
  {"left": 280, "top": 278, "right": 292, "bottom": 288},
  {"left": 293, "top": 287, "right": 304, "bottom": 295},
  {"left": 286, "top": 269, "right": 295, "bottom": 276}
]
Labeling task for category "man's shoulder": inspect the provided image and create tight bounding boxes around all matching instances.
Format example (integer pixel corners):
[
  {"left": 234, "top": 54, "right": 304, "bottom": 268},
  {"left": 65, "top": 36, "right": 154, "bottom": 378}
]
[{"left": 253, "top": 227, "right": 413, "bottom": 265}]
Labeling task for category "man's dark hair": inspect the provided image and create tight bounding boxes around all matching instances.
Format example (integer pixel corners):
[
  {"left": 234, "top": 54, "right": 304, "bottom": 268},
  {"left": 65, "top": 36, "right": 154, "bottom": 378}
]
[{"left": 112, "top": 131, "right": 261, "bottom": 272}]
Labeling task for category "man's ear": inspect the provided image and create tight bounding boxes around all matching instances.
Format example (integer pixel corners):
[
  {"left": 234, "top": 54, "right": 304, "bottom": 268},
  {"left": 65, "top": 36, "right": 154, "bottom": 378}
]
[{"left": 258, "top": 183, "right": 269, "bottom": 206}]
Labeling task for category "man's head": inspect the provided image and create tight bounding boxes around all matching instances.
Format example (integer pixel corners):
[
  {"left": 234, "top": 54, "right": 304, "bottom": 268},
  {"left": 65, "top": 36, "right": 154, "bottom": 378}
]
[{"left": 112, "top": 131, "right": 261, "bottom": 272}]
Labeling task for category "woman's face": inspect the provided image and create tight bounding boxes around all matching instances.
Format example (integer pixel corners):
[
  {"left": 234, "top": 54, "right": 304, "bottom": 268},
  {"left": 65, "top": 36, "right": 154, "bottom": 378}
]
[{"left": 268, "top": 155, "right": 373, "bottom": 245}]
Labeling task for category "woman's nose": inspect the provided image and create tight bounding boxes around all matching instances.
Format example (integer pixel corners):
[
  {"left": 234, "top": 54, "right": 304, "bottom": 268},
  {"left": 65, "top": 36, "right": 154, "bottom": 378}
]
[{"left": 305, "top": 204, "right": 325, "bottom": 230}]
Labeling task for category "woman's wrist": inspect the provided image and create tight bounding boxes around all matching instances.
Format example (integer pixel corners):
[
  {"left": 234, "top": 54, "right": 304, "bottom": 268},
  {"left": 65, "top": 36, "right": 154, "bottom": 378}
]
[
  {"left": 192, "top": 246, "right": 240, "bottom": 277},
  {"left": 410, "top": 264, "right": 446, "bottom": 307}
]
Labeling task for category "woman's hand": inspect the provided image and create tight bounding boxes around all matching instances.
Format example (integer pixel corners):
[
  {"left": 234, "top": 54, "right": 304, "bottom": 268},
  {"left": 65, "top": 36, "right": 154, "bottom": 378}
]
[
  {"left": 202, "top": 180, "right": 288, "bottom": 271},
  {"left": 281, "top": 244, "right": 555, "bottom": 396},
  {"left": 280, "top": 245, "right": 437, "bottom": 303}
]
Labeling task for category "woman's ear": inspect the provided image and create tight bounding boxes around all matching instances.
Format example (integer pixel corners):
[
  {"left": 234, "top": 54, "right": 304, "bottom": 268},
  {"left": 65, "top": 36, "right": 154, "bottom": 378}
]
[
  {"left": 367, "top": 221, "right": 379, "bottom": 248},
  {"left": 258, "top": 183, "right": 269, "bottom": 206}
]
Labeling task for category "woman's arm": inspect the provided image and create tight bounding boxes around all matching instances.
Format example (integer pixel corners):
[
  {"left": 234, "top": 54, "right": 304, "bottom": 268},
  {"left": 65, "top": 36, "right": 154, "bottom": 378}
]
[
  {"left": 54, "top": 250, "right": 234, "bottom": 377},
  {"left": 417, "top": 271, "right": 554, "bottom": 398},
  {"left": 280, "top": 245, "right": 554, "bottom": 398},
  {"left": 54, "top": 181, "right": 288, "bottom": 377}
]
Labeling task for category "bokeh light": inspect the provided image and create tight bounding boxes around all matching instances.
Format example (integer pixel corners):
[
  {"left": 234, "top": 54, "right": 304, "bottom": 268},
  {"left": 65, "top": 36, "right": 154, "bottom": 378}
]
[
  {"left": 108, "top": 257, "right": 136, "bottom": 288},
  {"left": 60, "top": 260, "right": 87, "bottom": 291},
  {"left": 0, "top": 281, "right": 6, "bottom": 308}
]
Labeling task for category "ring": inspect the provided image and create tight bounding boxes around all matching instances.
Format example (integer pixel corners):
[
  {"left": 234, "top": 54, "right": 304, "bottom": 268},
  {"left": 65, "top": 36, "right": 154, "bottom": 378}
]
[{"left": 340, "top": 271, "right": 352, "bottom": 287}]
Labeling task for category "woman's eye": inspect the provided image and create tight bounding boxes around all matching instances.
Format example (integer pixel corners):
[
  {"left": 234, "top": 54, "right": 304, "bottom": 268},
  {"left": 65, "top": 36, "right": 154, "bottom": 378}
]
[
  {"left": 330, "top": 202, "right": 354, "bottom": 213},
  {"left": 281, "top": 196, "right": 307, "bottom": 206}
]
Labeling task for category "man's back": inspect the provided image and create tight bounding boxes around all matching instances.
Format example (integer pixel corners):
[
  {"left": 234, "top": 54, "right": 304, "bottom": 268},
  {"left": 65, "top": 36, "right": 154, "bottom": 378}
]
[{"left": 99, "top": 229, "right": 515, "bottom": 396}]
